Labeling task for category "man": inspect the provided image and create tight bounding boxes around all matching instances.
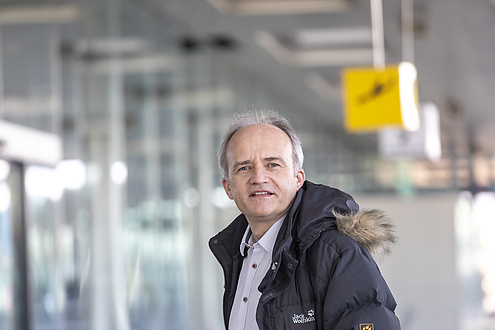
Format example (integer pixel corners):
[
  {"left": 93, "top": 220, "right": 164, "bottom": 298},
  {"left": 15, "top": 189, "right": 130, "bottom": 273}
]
[{"left": 209, "top": 110, "right": 400, "bottom": 329}]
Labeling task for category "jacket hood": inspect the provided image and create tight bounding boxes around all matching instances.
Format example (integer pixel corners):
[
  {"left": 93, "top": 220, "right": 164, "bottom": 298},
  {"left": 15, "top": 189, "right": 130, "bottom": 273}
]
[
  {"left": 295, "top": 181, "right": 397, "bottom": 261},
  {"left": 335, "top": 208, "right": 397, "bottom": 262}
]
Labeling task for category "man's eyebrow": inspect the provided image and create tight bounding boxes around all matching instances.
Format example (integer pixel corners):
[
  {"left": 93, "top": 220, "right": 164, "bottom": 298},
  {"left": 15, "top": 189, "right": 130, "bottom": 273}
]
[
  {"left": 233, "top": 160, "right": 251, "bottom": 168},
  {"left": 264, "top": 157, "right": 288, "bottom": 165},
  {"left": 232, "top": 157, "right": 287, "bottom": 168}
]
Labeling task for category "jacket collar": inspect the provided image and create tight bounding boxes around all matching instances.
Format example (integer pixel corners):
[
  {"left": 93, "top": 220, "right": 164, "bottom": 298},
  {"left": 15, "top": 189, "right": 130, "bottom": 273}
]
[{"left": 258, "top": 180, "right": 362, "bottom": 301}]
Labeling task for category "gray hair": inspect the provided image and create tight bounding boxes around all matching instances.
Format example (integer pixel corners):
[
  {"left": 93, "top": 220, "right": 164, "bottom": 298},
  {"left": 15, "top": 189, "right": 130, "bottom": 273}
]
[{"left": 218, "top": 110, "right": 304, "bottom": 180}]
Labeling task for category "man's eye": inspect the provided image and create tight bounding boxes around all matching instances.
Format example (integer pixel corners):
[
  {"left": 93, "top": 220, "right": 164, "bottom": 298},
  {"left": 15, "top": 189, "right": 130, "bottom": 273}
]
[
  {"left": 267, "top": 163, "right": 280, "bottom": 168},
  {"left": 239, "top": 166, "right": 249, "bottom": 171}
]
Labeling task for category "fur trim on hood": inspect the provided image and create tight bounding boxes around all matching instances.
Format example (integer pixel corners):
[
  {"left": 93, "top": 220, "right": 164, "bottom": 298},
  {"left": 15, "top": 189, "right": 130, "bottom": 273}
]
[{"left": 335, "top": 209, "right": 397, "bottom": 262}]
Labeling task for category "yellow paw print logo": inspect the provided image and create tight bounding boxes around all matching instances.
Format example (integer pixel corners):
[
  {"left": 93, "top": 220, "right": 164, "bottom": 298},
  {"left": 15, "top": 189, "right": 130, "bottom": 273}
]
[{"left": 359, "top": 324, "right": 374, "bottom": 330}]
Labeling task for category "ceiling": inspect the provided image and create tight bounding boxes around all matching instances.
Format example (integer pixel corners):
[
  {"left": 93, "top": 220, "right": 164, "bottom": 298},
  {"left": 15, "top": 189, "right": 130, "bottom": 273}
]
[
  {"left": 2, "top": 0, "right": 494, "bottom": 179},
  {"left": 154, "top": 0, "right": 495, "bottom": 161}
]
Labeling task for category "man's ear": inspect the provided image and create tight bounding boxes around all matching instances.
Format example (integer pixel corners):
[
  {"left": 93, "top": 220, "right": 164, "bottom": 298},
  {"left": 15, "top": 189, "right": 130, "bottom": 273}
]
[
  {"left": 222, "top": 177, "right": 234, "bottom": 200},
  {"left": 296, "top": 168, "right": 305, "bottom": 190}
]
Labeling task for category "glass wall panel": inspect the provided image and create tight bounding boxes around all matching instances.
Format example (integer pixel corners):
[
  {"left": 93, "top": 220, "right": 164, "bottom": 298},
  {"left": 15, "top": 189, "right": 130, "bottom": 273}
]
[
  {"left": 0, "top": 160, "right": 14, "bottom": 330},
  {"left": 456, "top": 191, "right": 495, "bottom": 330},
  {"left": 24, "top": 164, "right": 78, "bottom": 330}
]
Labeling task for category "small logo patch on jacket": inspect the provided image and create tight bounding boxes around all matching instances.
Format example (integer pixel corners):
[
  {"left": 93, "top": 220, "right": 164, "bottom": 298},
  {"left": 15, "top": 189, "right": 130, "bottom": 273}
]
[
  {"left": 359, "top": 324, "right": 374, "bottom": 330},
  {"left": 292, "top": 309, "right": 315, "bottom": 324}
]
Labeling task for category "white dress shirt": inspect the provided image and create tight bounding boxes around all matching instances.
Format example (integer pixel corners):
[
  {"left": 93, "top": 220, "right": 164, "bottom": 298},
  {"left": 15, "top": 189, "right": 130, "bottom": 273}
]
[{"left": 228, "top": 215, "right": 286, "bottom": 330}]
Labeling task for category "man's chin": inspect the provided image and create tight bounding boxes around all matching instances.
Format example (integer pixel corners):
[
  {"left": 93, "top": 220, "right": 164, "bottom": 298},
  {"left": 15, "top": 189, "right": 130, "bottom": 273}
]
[{"left": 245, "top": 212, "right": 279, "bottom": 224}]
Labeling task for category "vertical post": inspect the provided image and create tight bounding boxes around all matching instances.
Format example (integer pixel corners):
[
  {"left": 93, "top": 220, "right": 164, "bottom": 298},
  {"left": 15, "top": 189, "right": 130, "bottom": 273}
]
[
  {"left": 49, "top": 27, "right": 62, "bottom": 135},
  {"left": 196, "top": 53, "right": 219, "bottom": 330},
  {"left": 171, "top": 51, "right": 191, "bottom": 329},
  {"left": 10, "top": 162, "right": 31, "bottom": 330},
  {"left": 87, "top": 0, "right": 129, "bottom": 328},
  {"left": 401, "top": 0, "right": 415, "bottom": 63},
  {"left": 0, "top": 26, "right": 4, "bottom": 118},
  {"left": 370, "top": 0, "right": 385, "bottom": 68},
  {"left": 88, "top": 117, "right": 129, "bottom": 330}
]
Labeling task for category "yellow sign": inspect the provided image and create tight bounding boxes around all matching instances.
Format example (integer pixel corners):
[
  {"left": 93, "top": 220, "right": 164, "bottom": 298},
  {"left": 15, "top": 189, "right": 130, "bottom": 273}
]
[{"left": 342, "top": 62, "right": 420, "bottom": 133}]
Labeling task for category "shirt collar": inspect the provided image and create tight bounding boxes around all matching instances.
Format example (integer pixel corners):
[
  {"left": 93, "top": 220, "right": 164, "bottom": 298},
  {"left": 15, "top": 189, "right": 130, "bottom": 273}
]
[{"left": 239, "top": 214, "right": 287, "bottom": 257}]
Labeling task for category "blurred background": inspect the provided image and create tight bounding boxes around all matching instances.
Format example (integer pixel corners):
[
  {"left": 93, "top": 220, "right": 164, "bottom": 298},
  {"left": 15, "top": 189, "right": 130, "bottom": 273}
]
[{"left": 0, "top": 0, "right": 494, "bottom": 329}]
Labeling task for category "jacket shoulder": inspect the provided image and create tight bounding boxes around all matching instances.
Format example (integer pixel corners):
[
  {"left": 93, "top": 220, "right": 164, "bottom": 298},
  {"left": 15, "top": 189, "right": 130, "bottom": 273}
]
[
  {"left": 306, "top": 226, "right": 368, "bottom": 262},
  {"left": 304, "top": 208, "right": 397, "bottom": 266}
]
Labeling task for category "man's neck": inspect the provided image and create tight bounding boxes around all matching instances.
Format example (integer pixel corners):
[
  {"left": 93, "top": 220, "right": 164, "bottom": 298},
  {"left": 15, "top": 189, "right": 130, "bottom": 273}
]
[
  {"left": 248, "top": 222, "right": 274, "bottom": 242},
  {"left": 247, "top": 215, "right": 287, "bottom": 242}
]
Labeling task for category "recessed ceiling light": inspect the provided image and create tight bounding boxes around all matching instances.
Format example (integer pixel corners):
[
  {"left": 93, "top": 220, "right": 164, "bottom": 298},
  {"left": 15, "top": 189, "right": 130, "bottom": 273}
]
[
  {"left": 206, "top": 0, "right": 352, "bottom": 15},
  {"left": 255, "top": 29, "right": 374, "bottom": 67},
  {"left": 292, "top": 28, "right": 372, "bottom": 49},
  {"left": 0, "top": 4, "right": 82, "bottom": 25}
]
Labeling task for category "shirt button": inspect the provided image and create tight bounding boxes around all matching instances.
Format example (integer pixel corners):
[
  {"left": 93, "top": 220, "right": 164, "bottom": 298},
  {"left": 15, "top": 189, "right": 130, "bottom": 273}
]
[
  {"left": 252, "top": 263, "right": 257, "bottom": 269},
  {"left": 243, "top": 297, "right": 248, "bottom": 303}
]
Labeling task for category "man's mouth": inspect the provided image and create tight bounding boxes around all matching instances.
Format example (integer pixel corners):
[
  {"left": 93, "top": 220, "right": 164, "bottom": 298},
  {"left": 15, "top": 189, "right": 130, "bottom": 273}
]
[{"left": 250, "top": 191, "right": 273, "bottom": 197}]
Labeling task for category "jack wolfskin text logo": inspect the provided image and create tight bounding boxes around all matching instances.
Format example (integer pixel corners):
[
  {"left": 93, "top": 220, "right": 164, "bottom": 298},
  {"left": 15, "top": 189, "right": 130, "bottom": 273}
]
[
  {"left": 292, "top": 309, "right": 315, "bottom": 324},
  {"left": 359, "top": 324, "right": 374, "bottom": 330}
]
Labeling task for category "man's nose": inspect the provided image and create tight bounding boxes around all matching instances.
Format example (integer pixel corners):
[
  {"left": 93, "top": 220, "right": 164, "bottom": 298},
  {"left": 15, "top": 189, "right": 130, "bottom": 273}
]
[{"left": 250, "top": 166, "right": 268, "bottom": 184}]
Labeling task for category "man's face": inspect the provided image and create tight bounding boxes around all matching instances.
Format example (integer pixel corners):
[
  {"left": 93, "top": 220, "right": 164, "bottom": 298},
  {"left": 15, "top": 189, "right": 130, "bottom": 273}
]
[{"left": 222, "top": 124, "right": 305, "bottom": 226}]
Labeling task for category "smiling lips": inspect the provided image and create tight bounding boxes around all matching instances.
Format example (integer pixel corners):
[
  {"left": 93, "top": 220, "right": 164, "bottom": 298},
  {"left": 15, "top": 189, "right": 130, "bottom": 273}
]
[{"left": 250, "top": 191, "right": 273, "bottom": 197}]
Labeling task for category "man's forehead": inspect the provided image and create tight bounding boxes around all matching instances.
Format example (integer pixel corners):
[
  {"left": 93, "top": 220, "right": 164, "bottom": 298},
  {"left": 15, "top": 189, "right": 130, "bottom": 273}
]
[
  {"left": 234, "top": 123, "right": 286, "bottom": 138},
  {"left": 229, "top": 124, "right": 290, "bottom": 147}
]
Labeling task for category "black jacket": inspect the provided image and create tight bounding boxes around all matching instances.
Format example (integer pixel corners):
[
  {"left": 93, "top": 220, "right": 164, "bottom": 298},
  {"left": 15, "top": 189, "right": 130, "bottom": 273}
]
[{"left": 209, "top": 181, "right": 401, "bottom": 329}]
